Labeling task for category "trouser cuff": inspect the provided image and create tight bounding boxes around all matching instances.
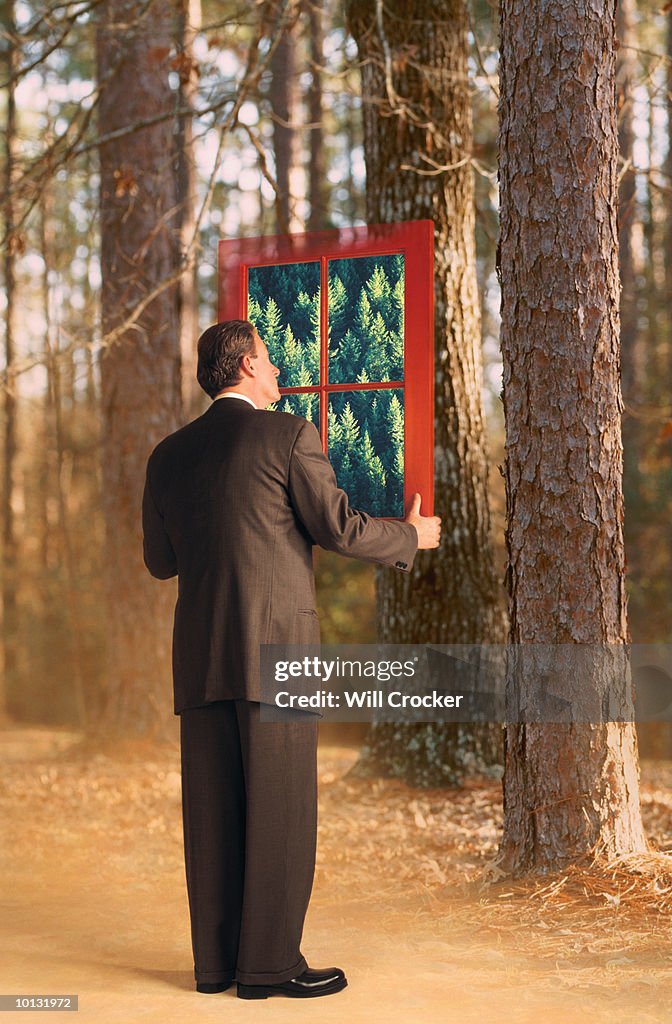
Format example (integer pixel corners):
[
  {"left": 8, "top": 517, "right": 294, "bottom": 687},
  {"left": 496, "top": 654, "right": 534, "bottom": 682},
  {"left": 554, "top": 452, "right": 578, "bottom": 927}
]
[
  {"left": 236, "top": 954, "right": 307, "bottom": 986},
  {"left": 194, "top": 967, "right": 236, "bottom": 985}
]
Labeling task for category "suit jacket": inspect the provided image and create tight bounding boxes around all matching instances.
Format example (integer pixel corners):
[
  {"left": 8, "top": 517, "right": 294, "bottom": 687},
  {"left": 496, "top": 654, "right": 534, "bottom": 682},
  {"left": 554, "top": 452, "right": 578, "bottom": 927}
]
[{"left": 142, "top": 398, "right": 419, "bottom": 713}]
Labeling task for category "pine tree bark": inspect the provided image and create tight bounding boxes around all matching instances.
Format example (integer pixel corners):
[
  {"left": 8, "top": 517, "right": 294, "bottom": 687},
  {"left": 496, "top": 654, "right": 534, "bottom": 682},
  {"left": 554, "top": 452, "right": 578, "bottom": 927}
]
[
  {"left": 305, "top": 0, "right": 328, "bottom": 231},
  {"left": 96, "top": 0, "right": 182, "bottom": 737},
  {"left": 40, "top": 185, "right": 87, "bottom": 727},
  {"left": 348, "top": 0, "right": 507, "bottom": 786},
  {"left": 175, "top": 0, "right": 202, "bottom": 421},
  {"left": 497, "top": 0, "right": 647, "bottom": 871},
  {"left": 666, "top": 11, "right": 672, "bottom": 316},
  {"left": 270, "top": 2, "right": 299, "bottom": 232},
  {"left": 1, "top": 0, "right": 18, "bottom": 721}
]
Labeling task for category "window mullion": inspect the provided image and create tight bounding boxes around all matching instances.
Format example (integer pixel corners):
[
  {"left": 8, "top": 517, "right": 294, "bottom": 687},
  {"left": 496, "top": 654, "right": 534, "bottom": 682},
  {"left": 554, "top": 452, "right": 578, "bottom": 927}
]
[{"left": 319, "top": 255, "right": 329, "bottom": 448}]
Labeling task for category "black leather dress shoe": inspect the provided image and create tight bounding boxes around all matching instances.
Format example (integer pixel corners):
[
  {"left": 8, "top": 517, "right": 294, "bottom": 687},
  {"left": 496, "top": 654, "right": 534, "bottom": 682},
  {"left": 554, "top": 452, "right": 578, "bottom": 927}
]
[
  {"left": 196, "top": 979, "right": 233, "bottom": 994},
  {"left": 237, "top": 966, "right": 347, "bottom": 999}
]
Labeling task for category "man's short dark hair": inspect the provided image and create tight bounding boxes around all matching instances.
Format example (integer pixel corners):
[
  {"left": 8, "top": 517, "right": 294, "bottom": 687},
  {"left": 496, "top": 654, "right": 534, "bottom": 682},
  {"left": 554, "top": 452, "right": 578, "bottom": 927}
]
[{"left": 197, "top": 320, "right": 258, "bottom": 398}]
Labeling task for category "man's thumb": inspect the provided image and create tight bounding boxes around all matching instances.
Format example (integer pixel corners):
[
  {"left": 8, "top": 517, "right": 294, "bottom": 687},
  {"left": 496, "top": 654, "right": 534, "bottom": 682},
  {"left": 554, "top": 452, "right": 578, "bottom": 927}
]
[{"left": 406, "top": 492, "right": 422, "bottom": 517}]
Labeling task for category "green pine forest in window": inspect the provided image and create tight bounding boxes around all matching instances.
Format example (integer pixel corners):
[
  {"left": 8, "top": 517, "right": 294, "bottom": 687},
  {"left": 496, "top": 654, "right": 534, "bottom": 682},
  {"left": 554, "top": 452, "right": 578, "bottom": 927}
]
[{"left": 247, "top": 255, "right": 405, "bottom": 517}]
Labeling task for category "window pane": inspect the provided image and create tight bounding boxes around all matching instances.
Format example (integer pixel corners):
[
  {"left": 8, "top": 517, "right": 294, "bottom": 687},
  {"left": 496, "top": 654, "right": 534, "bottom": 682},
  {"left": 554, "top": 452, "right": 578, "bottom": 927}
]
[
  {"left": 268, "top": 392, "right": 319, "bottom": 424},
  {"left": 328, "top": 255, "right": 404, "bottom": 385},
  {"left": 328, "top": 389, "right": 404, "bottom": 517},
  {"left": 248, "top": 262, "right": 320, "bottom": 387}
]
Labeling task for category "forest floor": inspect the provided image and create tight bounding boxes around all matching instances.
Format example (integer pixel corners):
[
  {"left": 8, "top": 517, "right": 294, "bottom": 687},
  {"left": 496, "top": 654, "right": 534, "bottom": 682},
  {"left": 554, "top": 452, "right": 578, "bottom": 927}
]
[{"left": 2, "top": 724, "right": 672, "bottom": 1024}]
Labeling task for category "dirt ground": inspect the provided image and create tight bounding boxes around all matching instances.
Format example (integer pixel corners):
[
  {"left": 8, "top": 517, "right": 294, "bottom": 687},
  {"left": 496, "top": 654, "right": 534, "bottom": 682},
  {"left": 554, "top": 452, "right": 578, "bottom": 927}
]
[{"left": 2, "top": 725, "right": 672, "bottom": 1024}]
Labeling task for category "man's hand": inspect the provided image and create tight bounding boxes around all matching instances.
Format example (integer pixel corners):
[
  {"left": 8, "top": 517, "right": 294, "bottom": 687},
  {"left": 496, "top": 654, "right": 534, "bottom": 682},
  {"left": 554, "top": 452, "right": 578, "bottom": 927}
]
[{"left": 404, "top": 493, "right": 441, "bottom": 549}]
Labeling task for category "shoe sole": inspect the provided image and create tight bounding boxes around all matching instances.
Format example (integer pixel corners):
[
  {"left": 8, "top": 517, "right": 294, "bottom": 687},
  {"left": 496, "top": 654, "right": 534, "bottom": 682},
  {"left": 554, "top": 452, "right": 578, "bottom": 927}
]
[{"left": 237, "top": 977, "right": 348, "bottom": 1000}]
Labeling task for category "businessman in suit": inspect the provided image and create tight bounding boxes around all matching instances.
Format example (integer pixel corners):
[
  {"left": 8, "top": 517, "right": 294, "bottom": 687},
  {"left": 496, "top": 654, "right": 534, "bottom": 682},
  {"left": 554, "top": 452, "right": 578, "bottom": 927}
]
[{"left": 142, "top": 319, "right": 441, "bottom": 999}]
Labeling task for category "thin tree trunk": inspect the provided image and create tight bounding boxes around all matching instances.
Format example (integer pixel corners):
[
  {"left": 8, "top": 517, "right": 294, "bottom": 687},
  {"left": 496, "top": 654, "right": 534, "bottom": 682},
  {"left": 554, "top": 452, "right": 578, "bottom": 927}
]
[
  {"left": 348, "top": 0, "right": 507, "bottom": 787},
  {"left": 1, "top": 0, "right": 18, "bottom": 720},
  {"left": 270, "top": 2, "right": 299, "bottom": 232},
  {"left": 497, "top": 0, "right": 647, "bottom": 872},
  {"left": 39, "top": 187, "right": 88, "bottom": 727},
  {"left": 175, "top": 0, "right": 202, "bottom": 421},
  {"left": 305, "top": 0, "right": 328, "bottom": 232},
  {"left": 666, "top": 10, "right": 672, "bottom": 317},
  {"left": 97, "top": 0, "right": 182, "bottom": 737}
]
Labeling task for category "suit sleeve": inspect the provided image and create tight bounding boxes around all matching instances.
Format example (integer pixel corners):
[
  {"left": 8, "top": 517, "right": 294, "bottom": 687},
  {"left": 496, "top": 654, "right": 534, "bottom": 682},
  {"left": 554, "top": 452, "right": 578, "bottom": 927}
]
[
  {"left": 287, "top": 420, "right": 418, "bottom": 572},
  {"left": 142, "top": 462, "right": 178, "bottom": 580}
]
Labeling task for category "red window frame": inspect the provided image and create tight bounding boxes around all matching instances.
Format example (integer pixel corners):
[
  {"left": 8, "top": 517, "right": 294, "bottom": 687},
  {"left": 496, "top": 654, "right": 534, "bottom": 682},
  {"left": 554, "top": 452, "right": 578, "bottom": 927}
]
[{"left": 218, "top": 220, "right": 434, "bottom": 517}]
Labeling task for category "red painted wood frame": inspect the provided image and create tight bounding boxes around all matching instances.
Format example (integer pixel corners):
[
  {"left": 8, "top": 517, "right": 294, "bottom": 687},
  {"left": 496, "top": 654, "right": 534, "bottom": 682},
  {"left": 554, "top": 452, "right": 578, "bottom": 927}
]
[{"left": 218, "top": 220, "right": 434, "bottom": 517}]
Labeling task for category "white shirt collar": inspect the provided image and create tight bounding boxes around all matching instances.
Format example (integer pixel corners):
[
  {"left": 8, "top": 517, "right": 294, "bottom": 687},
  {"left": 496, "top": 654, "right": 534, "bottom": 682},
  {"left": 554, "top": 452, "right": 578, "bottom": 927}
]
[{"left": 213, "top": 392, "right": 257, "bottom": 409}]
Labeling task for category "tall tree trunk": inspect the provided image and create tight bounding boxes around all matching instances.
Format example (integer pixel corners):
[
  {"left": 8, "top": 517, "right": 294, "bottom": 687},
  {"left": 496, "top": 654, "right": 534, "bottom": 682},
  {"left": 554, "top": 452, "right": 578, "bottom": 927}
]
[
  {"left": 39, "top": 187, "right": 88, "bottom": 727},
  {"left": 666, "top": 10, "right": 672, "bottom": 320},
  {"left": 305, "top": 0, "right": 328, "bottom": 232},
  {"left": 97, "top": 0, "right": 182, "bottom": 737},
  {"left": 497, "top": 0, "right": 647, "bottom": 872},
  {"left": 348, "top": 0, "right": 507, "bottom": 787},
  {"left": 1, "top": 0, "right": 18, "bottom": 721},
  {"left": 270, "top": 3, "right": 299, "bottom": 232},
  {"left": 666, "top": 7, "right": 672, "bottom": 639},
  {"left": 175, "top": 0, "right": 202, "bottom": 421}
]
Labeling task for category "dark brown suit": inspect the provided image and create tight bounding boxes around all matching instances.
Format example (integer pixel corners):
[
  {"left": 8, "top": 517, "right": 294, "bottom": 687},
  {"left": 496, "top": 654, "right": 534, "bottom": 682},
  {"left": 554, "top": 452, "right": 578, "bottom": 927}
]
[{"left": 142, "top": 396, "right": 418, "bottom": 985}]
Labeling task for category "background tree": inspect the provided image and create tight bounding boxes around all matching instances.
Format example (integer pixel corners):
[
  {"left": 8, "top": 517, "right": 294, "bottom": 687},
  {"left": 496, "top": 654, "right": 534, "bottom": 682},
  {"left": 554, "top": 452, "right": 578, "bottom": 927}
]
[
  {"left": 347, "top": 0, "right": 508, "bottom": 785},
  {"left": 1, "top": 0, "right": 20, "bottom": 722},
  {"left": 497, "top": 0, "right": 647, "bottom": 872},
  {"left": 269, "top": 0, "right": 301, "bottom": 231},
  {"left": 175, "top": 0, "right": 202, "bottom": 420},
  {"left": 96, "top": 0, "right": 182, "bottom": 736},
  {"left": 305, "top": 0, "right": 328, "bottom": 231}
]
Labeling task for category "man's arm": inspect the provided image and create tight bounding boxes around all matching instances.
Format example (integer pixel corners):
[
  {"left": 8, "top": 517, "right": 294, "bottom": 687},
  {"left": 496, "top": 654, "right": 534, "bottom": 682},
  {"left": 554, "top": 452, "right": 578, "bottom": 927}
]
[
  {"left": 287, "top": 420, "right": 419, "bottom": 572},
  {"left": 142, "top": 465, "right": 178, "bottom": 580}
]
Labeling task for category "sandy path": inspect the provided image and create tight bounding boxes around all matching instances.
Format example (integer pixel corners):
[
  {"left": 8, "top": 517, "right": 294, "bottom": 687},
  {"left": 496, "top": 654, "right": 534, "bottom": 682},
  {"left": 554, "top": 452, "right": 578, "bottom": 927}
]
[{"left": 2, "top": 727, "right": 672, "bottom": 1024}]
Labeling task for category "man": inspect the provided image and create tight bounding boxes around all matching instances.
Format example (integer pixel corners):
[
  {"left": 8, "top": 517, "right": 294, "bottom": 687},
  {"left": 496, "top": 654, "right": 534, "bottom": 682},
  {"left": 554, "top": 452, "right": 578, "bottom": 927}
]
[{"left": 142, "top": 320, "right": 441, "bottom": 1000}]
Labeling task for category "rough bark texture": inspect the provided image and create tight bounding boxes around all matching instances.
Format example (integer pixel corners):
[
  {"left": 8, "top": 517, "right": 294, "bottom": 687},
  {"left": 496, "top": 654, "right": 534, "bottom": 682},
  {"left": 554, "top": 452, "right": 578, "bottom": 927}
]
[
  {"left": 1, "top": 0, "right": 18, "bottom": 719},
  {"left": 666, "top": 11, "right": 672, "bottom": 317},
  {"left": 305, "top": 0, "right": 328, "bottom": 231},
  {"left": 96, "top": 0, "right": 182, "bottom": 736},
  {"left": 270, "top": 5, "right": 299, "bottom": 232},
  {"left": 497, "top": 0, "right": 647, "bottom": 872},
  {"left": 175, "top": 0, "right": 202, "bottom": 421},
  {"left": 348, "top": 0, "right": 507, "bottom": 786}
]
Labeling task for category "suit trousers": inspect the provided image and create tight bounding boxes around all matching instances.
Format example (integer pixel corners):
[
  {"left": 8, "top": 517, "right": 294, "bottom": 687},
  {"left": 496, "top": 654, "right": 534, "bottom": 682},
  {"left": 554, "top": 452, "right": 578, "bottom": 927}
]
[{"left": 179, "top": 699, "right": 319, "bottom": 986}]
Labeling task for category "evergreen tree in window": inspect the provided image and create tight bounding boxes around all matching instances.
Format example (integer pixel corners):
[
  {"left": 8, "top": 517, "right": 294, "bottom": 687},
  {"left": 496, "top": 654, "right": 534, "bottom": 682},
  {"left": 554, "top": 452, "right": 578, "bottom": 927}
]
[
  {"left": 293, "top": 289, "right": 314, "bottom": 340},
  {"left": 248, "top": 273, "right": 265, "bottom": 314},
  {"left": 339, "top": 400, "right": 360, "bottom": 449},
  {"left": 291, "top": 365, "right": 318, "bottom": 423},
  {"left": 366, "top": 263, "right": 393, "bottom": 323},
  {"left": 355, "top": 288, "right": 373, "bottom": 346},
  {"left": 389, "top": 274, "right": 405, "bottom": 379},
  {"left": 281, "top": 323, "right": 303, "bottom": 385},
  {"left": 328, "top": 273, "right": 348, "bottom": 356},
  {"left": 334, "top": 328, "right": 362, "bottom": 383},
  {"left": 247, "top": 295, "right": 263, "bottom": 334},
  {"left": 262, "top": 296, "right": 284, "bottom": 369},
  {"left": 367, "top": 393, "right": 384, "bottom": 454},
  {"left": 386, "top": 392, "right": 405, "bottom": 514},
  {"left": 360, "top": 428, "right": 387, "bottom": 515},
  {"left": 327, "top": 404, "right": 343, "bottom": 458},
  {"left": 364, "top": 310, "right": 392, "bottom": 381}
]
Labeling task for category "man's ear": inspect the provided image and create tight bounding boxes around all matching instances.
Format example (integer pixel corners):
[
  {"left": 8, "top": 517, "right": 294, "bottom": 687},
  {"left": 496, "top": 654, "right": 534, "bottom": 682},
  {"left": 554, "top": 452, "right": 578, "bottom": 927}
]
[{"left": 239, "top": 352, "right": 255, "bottom": 379}]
